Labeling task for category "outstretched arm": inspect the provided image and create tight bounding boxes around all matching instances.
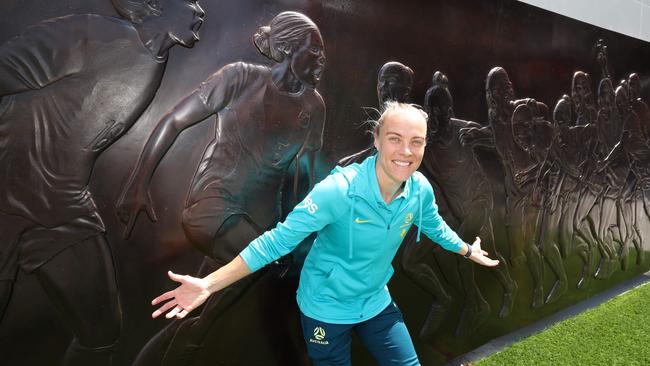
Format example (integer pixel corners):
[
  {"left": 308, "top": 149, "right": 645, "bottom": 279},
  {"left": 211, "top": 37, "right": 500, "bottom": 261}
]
[
  {"left": 152, "top": 172, "right": 348, "bottom": 319},
  {"left": 116, "top": 91, "right": 213, "bottom": 237},
  {"left": 419, "top": 180, "right": 499, "bottom": 267},
  {"left": 117, "top": 63, "right": 248, "bottom": 237},
  {"left": 459, "top": 237, "right": 500, "bottom": 267},
  {"left": 152, "top": 256, "right": 251, "bottom": 319},
  {"left": 458, "top": 126, "right": 495, "bottom": 149}
]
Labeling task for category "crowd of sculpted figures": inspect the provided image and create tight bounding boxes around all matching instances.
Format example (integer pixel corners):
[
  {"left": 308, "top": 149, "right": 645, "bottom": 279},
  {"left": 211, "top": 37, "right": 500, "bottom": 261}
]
[
  {"left": 338, "top": 39, "right": 650, "bottom": 340},
  {"left": 1, "top": 0, "right": 649, "bottom": 363},
  {"left": 396, "top": 39, "right": 650, "bottom": 338}
]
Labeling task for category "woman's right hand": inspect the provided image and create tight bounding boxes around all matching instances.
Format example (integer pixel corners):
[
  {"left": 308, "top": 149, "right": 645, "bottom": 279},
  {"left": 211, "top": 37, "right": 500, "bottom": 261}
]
[
  {"left": 116, "top": 182, "right": 157, "bottom": 238},
  {"left": 151, "top": 271, "right": 212, "bottom": 319}
]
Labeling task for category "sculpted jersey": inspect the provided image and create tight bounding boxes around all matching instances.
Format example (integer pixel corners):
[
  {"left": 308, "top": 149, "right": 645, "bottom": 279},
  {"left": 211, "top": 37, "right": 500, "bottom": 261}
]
[
  {"left": 188, "top": 62, "right": 324, "bottom": 229},
  {"left": 0, "top": 14, "right": 165, "bottom": 225},
  {"left": 0, "top": 14, "right": 166, "bottom": 274}
]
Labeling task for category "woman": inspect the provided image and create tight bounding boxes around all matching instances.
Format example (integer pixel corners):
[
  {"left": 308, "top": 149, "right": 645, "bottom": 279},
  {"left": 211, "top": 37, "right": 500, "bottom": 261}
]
[
  {"left": 151, "top": 102, "right": 499, "bottom": 365},
  {"left": 117, "top": 11, "right": 325, "bottom": 364}
]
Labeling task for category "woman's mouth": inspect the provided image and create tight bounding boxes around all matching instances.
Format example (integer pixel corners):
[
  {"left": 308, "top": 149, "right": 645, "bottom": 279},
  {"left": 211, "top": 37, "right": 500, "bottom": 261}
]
[{"left": 393, "top": 160, "right": 412, "bottom": 167}]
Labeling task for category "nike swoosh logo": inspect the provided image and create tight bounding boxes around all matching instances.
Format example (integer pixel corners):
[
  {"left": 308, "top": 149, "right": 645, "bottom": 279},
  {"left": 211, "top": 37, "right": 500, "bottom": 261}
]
[{"left": 354, "top": 218, "right": 371, "bottom": 224}]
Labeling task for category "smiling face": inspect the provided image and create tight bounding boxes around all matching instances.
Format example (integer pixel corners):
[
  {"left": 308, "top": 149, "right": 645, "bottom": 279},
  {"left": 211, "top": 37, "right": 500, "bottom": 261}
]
[
  {"left": 164, "top": 0, "right": 205, "bottom": 48},
  {"left": 373, "top": 108, "right": 427, "bottom": 191},
  {"left": 289, "top": 30, "right": 326, "bottom": 88}
]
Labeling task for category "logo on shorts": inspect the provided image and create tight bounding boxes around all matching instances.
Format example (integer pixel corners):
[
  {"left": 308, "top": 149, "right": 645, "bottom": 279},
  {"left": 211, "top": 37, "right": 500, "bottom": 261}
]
[
  {"left": 354, "top": 217, "right": 371, "bottom": 224},
  {"left": 314, "top": 327, "right": 326, "bottom": 340},
  {"left": 309, "top": 326, "right": 329, "bottom": 345}
]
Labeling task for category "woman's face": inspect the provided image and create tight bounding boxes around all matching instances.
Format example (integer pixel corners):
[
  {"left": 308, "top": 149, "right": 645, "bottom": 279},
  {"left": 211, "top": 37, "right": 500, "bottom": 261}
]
[
  {"left": 162, "top": 0, "right": 205, "bottom": 48},
  {"left": 289, "top": 30, "right": 326, "bottom": 88},
  {"left": 373, "top": 109, "right": 427, "bottom": 188}
]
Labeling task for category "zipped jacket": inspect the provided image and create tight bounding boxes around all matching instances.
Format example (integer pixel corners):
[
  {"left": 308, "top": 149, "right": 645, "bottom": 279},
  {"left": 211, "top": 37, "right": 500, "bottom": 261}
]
[{"left": 240, "top": 154, "right": 465, "bottom": 323}]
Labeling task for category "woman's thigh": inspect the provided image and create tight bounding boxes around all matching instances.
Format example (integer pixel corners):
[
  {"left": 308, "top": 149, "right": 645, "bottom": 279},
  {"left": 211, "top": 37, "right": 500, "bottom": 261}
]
[
  {"left": 300, "top": 312, "right": 354, "bottom": 366},
  {"left": 355, "top": 303, "right": 420, "bottom": 366}
]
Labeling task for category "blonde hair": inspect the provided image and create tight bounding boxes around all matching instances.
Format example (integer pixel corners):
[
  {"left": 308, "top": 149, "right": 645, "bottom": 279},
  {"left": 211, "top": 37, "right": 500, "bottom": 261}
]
[{"left": 368, "top": 101, "right": 428, "bottom": 136}]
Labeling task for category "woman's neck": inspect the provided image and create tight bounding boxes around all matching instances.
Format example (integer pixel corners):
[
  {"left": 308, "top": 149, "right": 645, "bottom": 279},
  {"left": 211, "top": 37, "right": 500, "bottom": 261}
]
[
  {"left": 135, "top": 19, "right": 174, "bottom": 60},
  {"left": 271, "top": 63, "right": 303, "bottom": 94},
  {"left": 375, "top": 161, "right": 404, "bottom": 204}
]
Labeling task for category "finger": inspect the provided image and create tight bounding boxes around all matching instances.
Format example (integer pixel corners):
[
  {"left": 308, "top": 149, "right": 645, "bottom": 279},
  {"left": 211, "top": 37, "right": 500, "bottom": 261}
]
[
  {"left": 152, "top": 299, "right": 177, "bottom": 318},
  {"left": 166, "top": 306, "right": 182, "bottom": 319},
  {"left": 168, "top": 270, "right": 185, "bottom": 283},
  {"left": 152, "top": 290, "right": 174, "bottom": 305},
  {"left": 482, "top": 258, "right": 500, "bottom": 267},
  {"left": 177, "top": 309, "right": 190, "bottom": 319},
  {"left": 482, "top": 250, "right": 489, "bottom": 256}
]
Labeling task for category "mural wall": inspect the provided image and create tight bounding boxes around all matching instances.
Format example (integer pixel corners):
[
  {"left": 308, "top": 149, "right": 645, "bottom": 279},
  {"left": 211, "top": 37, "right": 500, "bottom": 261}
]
[{"left": 1, "top": 0, "right": 650, "bottom": 365}]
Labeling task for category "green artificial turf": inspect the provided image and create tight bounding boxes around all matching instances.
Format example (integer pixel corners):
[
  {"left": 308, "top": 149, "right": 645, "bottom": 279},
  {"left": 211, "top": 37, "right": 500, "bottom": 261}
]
[{"left": 476, "top": 282, "right": 650, "bottom": 366}]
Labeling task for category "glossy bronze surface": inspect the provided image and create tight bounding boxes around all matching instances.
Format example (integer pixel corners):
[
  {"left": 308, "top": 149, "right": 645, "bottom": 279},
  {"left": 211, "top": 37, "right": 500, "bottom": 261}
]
[{"left": 2, "top": 1, "right": 650, "bottom": 365}]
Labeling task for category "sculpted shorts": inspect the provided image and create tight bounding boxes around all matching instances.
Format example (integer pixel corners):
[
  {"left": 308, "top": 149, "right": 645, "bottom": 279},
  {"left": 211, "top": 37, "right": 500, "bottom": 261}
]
[{"left": 0, "top": 213, "right": 104, "bottom": 281}]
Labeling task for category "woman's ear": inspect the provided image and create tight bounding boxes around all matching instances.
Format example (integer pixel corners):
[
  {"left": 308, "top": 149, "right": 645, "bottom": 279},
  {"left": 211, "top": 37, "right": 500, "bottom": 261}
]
[
  {"left": 373, "top": 131, "right": 380, "bottom": 151},
  {"left": 276, "top": 41, "right": 291, "bottom": 56}
]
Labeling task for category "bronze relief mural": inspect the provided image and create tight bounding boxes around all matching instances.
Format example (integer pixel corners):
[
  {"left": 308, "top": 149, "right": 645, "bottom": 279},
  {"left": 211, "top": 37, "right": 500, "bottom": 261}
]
[{"left": 1, "top": 0, "right": 650, "bottom": 365}]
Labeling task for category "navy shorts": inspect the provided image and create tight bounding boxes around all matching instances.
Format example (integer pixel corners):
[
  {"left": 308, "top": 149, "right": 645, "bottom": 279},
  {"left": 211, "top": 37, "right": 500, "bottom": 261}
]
[{"left": 300, "top": 302, "right": 420, "bottom": 366}]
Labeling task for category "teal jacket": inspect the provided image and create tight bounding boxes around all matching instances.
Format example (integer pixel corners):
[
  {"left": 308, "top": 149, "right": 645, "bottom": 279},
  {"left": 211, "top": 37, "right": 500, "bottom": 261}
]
[{"left": 240, "top": 155, "right": 465, "bottom": 323}]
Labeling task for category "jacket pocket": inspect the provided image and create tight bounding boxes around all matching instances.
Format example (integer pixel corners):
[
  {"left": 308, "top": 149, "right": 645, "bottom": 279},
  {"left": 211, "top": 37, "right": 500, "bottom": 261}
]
[{"left": 320, "top": 263, "right": 375, "bottom": 300}]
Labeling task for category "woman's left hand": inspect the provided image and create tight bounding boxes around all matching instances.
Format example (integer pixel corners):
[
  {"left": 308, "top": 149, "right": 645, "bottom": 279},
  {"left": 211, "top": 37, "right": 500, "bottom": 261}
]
[{"left": 468, "top": 237, "right": 500, "bottom": 267}]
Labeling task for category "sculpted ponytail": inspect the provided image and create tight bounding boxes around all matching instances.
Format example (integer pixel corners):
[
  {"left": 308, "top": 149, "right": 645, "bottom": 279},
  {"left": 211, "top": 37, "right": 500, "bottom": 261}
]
[
  {"left": 111, "top": 0, "right": 161, "bottom": 23},
  {"left": 253, "top": 26, "right": 281, "bottom": 62},
  {"left": 253, "top": 11, "right": 319, "bottom": 63}
]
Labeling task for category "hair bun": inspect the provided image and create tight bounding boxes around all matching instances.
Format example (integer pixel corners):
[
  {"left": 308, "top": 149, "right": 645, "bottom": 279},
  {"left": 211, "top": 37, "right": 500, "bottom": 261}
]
[{"left": 253, "top": 26, "right": 275, "bottom": 60}]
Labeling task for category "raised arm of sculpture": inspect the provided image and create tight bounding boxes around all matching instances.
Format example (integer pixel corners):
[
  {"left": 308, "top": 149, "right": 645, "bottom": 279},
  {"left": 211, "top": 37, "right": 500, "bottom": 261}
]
[
  {"left": 459, "top": 125, "right": 495, "bottom": 148},
  {"left": 116, "top": 64, "right": 242, "bottom": 237}
]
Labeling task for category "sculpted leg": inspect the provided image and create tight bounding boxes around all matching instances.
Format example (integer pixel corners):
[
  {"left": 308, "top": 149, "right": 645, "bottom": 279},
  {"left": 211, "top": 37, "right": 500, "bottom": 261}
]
[
  {"left": 454, "top": 210, "right": 491, "bottom": 337},
  {"left": 34, "top": 235, "right": 121, "bottom": 366},
  {"left": 400, "top": 231, "right": 451, "bottom": 340},
  {"left": 522, "top": 203, "right": 543, "bottom": 309},
  {"left": 0, "top": 213, "right": 31, "bottom": 324},
  {"left": 158, "top": 214, "right": 263, "bottom": 366},
  {"left": 483, "top": 218, "right": 517, "bottom": 319}
]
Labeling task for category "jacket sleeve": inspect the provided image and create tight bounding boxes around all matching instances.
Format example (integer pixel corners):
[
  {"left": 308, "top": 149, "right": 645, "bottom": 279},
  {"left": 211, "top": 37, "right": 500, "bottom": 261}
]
[
  {"left": 239, "top": 172, "right": 347, "bottom": 272},
  {"left": 417, "top": 176, "right": 465, "bottom": 253}
]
